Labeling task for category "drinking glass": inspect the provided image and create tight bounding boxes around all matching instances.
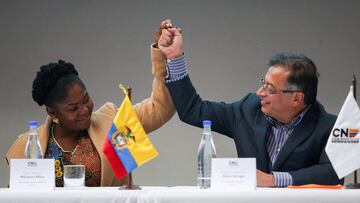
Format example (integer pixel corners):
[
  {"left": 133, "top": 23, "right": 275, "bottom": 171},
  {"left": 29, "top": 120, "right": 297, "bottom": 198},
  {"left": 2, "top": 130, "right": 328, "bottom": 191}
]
[{"left": 63, "top": 165, "right": 85, "bottom": 187}]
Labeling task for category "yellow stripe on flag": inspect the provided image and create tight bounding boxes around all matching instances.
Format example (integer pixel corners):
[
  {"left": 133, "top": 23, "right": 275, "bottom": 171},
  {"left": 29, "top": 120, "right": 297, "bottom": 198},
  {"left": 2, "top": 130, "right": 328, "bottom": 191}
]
[{"left": 113, "top": 85, "right": 158, "bottom": 166}]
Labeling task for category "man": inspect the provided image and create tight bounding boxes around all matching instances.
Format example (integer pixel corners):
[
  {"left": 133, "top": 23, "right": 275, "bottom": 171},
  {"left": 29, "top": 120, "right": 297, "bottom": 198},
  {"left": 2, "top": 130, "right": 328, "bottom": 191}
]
[{"left": 158, "top": 26, "right": 343, "bottom": 187}]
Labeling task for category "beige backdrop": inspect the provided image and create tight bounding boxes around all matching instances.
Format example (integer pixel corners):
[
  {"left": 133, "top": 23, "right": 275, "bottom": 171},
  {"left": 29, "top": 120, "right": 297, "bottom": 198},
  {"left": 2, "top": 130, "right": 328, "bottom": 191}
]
[{"left": 1, "top": 0, "right": 360, "bottom": 187}]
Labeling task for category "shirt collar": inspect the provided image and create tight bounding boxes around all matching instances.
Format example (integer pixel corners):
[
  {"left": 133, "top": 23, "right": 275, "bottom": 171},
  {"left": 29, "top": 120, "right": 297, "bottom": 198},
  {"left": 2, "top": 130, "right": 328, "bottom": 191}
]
[{"left": 265, "top": 105, "right": 311, "bottom": 129}]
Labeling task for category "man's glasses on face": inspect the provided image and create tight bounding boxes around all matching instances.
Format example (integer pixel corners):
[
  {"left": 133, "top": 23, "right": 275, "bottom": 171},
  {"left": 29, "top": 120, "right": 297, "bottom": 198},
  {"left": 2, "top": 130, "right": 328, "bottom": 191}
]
[{"left": 259, "top": 78, "right": 303, "bottom": 96}]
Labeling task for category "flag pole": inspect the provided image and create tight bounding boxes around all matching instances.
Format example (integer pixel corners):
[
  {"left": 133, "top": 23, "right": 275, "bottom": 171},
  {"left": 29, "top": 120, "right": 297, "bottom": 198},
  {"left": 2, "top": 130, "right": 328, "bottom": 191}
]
[
  {"left": 353, "top": 74, "right": 357, "bottom": 100},
  {"left": 347, "top": 75, "right": 359, "bottom": 189},
  {"left": 119, "top": 86, "right": 141, "bottom": 190},
  {"left": 352, "top": 75, "right": 358, "bottom": 185}
]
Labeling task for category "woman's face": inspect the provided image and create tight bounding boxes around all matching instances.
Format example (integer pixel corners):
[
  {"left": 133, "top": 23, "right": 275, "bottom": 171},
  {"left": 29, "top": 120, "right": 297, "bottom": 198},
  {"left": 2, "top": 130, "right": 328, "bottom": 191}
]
[{"left": 50, "top": 84, "right": 94, "bottom": 131}]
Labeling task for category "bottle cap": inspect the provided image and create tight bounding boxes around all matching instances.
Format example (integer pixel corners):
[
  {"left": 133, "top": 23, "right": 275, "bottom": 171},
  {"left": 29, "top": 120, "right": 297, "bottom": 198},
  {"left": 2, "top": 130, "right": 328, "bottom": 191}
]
[
  {"left": 203, "top": 120, "right": 211, "bottom": 127},
  {"left": 28, "top": 121, "right": 38, "bottom": 127}
]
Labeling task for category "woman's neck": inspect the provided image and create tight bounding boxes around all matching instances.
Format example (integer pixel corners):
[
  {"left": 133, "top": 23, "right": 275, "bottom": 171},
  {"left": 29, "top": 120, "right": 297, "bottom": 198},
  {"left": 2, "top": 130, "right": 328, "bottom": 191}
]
[{"left": 51, "top": 124, "right": 83, "bottom": 151}]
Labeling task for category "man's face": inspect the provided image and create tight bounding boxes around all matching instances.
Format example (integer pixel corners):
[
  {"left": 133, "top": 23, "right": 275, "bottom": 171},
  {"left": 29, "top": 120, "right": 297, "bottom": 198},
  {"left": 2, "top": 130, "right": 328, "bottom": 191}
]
[{"left": 256, "top": 66, "right": 295, "bottom": 123}]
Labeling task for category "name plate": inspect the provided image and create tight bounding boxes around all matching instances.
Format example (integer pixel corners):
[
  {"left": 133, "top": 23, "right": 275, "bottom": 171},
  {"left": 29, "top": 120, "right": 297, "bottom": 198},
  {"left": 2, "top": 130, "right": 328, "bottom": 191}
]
[
  {"left": 10, "top": 159, "right": 55, "bottom": 191},
  {"left": 211, "top": 158, "right": 256, "bottom": 190}
]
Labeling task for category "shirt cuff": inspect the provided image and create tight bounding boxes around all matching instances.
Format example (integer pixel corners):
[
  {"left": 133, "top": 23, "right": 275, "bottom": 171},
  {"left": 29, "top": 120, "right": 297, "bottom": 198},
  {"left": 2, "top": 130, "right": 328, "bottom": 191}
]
[
  {"left": 272, "top": 171, "right": 293, "bottom": 187},
  {"left": 165, "top": 55, "right": 188, "bottom": 83}
]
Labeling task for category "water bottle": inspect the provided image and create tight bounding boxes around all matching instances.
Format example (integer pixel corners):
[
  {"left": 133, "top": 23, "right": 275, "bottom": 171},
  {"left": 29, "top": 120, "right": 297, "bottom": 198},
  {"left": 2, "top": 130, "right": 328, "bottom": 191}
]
[
  {"left": 197, "top": 120, "right": 216, "bottom": 189},
  {"left": 24, "top": 121, "right": 43, "bottom": 159}
]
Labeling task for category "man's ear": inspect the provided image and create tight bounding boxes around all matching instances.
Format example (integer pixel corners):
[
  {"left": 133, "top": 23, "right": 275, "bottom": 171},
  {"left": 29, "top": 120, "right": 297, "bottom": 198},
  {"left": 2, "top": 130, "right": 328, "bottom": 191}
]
[{"left": 292, "top": 92, "right": 305, "bottom": 107}]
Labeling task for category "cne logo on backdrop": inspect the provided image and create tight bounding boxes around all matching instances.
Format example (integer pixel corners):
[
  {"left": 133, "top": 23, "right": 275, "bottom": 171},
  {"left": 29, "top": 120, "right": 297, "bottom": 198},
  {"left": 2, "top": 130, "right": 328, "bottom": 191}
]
[{"left": 330, "top": 128, "right": 359, "bottom": 143}]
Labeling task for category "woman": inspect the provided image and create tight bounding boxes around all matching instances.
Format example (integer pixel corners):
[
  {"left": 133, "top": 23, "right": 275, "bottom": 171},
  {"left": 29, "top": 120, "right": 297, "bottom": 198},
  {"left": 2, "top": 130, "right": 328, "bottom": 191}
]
[{"left": 6, "top": 22, "right": 175, "bottom": 187}]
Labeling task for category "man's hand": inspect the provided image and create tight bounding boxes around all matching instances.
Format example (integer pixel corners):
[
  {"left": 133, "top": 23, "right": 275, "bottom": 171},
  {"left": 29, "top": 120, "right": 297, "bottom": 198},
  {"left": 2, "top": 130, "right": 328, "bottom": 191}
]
[
  {"left": 154, "top": 19, "right": 173, "bottom": 48},
  {"left": 158, "top": 26, "right": 183, "bottom": 60},
  {"left": 257, "top": 169, "right": 276, "bottom": 187}
]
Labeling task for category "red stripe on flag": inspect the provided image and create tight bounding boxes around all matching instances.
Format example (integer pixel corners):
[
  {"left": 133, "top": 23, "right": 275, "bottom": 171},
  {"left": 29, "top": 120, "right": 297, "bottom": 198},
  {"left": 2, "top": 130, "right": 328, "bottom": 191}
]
[{"left": 102, "top": 137, "right": 128, "bottom": 179}]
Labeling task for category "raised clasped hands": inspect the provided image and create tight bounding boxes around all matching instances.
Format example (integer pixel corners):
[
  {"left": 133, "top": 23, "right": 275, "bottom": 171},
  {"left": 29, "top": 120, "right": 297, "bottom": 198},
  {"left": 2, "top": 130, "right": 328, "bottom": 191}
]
[
  {"left": 158, "top": 20, "right": 183, "bottom": 60},
  {"left": 154, "top": 19, "right": 173, "bottom": 48}
]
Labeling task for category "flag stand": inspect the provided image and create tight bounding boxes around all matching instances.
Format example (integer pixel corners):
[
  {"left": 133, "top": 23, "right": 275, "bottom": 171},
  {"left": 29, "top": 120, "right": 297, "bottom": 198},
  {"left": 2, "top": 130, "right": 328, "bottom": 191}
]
[
  {"left": 346, "top": 75, "right": 360, "bottom": 189},
  {"left": 119, "top": 86, "right": 141, "bottom": 190}
]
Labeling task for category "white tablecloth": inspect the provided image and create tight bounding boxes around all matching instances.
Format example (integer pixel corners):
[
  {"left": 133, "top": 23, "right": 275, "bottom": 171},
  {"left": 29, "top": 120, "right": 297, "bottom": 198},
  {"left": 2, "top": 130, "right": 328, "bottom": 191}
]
[
  {"left": 1, "top": 186, "right": 360, "bottom": 203},
  {"left": 0, "top": 187, "right": 159, "bottom": 203},
  {"left": 140, "top": 186, "right": 360, "bottom": 203}
]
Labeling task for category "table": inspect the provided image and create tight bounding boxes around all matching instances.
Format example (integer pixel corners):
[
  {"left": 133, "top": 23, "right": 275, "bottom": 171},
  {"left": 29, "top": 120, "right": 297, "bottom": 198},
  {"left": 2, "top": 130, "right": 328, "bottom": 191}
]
[
  {"left": 1, "top": 186, "right": 360, "bottom": 203},
  {"left": 140, "top": 186, "right": 360, "bottom": 203},
  {"left": 0, "top": 187, "right": 154, "bottom": 203}
]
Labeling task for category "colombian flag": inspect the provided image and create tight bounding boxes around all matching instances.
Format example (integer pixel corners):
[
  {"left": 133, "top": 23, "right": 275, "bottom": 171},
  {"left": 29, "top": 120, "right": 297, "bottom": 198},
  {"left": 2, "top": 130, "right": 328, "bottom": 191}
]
[{"left": 103, "top": 85, "right": 158, "bottom": 179}]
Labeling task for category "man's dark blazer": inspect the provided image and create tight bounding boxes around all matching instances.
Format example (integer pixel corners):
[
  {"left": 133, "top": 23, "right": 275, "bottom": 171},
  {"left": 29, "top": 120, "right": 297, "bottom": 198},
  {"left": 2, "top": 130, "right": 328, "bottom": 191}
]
[{"left": 167, "top": 75, "right": 343, "bottom": 185}]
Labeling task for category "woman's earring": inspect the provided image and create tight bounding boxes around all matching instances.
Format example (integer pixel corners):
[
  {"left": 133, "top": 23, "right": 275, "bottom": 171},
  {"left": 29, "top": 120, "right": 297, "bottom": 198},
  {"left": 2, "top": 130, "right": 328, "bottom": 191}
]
[{"left": 53, "top": 117, "right": 59, "bottom": 124}]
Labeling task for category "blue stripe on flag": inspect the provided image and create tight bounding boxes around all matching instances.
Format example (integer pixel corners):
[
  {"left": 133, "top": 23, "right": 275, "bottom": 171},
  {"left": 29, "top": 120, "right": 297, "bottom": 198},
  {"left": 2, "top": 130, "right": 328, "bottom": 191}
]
[
  {"left": 116, "top": 148, "right": 138, "bottom": 173},
  {"left": 107, "top": 123, "right": 138, "bottom": 173},
  {"left": 108, "top": 123, "right": 117, "bottom": 137}
]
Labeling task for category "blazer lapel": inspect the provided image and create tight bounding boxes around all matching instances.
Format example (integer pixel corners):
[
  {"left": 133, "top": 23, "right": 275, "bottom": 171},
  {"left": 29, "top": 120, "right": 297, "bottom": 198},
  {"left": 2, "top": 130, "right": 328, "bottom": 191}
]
[
  {"left": 38, "top": 117, "right": 52, "bottom": 156},
  {"left": 272, "top": 104, "right": 319, "bottom": 170},
  {"left": 254, "top": 110, "right": 271, "bottom": 171},
  {"left": 87, "top": 103, "right": 118, "bottom": 186}
]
